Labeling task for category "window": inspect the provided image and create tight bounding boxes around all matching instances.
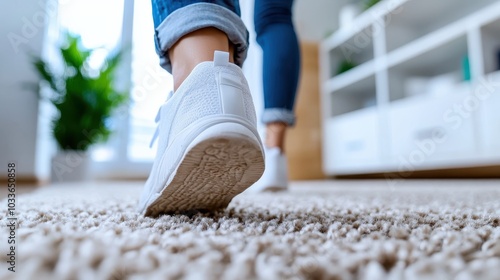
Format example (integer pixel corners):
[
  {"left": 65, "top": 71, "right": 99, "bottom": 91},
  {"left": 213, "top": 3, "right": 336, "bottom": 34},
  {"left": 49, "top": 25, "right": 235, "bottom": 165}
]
[
  {"left": 58, "top": 0, "right": 124, "bottom": 50},
  {"left": 129, "top": 0, "right": 174, "bottom": 161},
  {"left": 57, "top": 0, "right": 173, "bottom": 178},
  {"left": 58, "top": 0, "right": 125, "bottom": 163}
]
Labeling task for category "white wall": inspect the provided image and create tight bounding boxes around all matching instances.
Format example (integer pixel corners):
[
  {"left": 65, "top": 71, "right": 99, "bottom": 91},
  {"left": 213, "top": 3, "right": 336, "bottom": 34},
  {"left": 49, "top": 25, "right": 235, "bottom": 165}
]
[
  {"left": 293, "top": 0, "right": 349, "bottom": 42},
  {"left": 0, "top": 0, "right": 50, "bottom": 178}
]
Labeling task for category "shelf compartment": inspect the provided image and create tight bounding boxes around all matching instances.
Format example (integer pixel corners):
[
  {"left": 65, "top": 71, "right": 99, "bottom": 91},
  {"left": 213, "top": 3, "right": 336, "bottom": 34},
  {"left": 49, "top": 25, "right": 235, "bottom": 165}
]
[
  {"left": 388, "top": 89, "right": 476, "bottom": 163},
  {"left": 323, "top": 107, "right": 380, "bottom": 174},
  {"left": 479, "top": 71, "right": 500, "bottom": 151},
  {"left": 387, "top": 35, "right": 469, "bottom": 101},
  {"left": 327, "top": 25, "right": 374, "bottom": 79},
  {"left": 384, "top": 0, "right": 498, "bottom": 52},
  {"left": 329, "top": 74, "right": 377, "bottom": 117},
  {"left": 324, "top": 60, "right": 375, "bottom": 93},
  {"left": 481, "top": 18, "right": 500, "bottom": 75},
  {"left": 322, "top": 0, "right": 408, "bottom": 51}
]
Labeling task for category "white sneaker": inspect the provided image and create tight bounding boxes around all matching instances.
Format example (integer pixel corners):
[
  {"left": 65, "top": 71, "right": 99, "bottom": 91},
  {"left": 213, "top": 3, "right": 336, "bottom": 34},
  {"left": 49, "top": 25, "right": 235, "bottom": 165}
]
[
  {"left": 248, "top": 147, "right": 288, "bottom": 192},
  {"left": 138, "top": 51, "right": 265, "bottom": 216}
]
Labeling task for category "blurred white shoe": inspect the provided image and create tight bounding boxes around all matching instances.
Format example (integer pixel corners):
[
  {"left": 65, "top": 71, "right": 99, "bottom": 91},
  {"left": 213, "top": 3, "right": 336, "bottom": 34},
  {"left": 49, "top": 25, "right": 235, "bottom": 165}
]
[
  {"left": 138, "top": 51, "right": 265, "bottom": 216},
  {"left": 249, "top": 146, "right": 288, "bottom": 192}
]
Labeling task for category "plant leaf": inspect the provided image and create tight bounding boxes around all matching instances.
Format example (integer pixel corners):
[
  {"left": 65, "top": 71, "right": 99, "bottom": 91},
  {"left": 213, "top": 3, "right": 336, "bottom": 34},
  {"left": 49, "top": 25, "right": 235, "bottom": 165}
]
[
  {"left": 60, "top": 33, "right": 92, "bottom": 71},
  {"left": 31, "top": 56, "right": 60, "bottom": 93}
]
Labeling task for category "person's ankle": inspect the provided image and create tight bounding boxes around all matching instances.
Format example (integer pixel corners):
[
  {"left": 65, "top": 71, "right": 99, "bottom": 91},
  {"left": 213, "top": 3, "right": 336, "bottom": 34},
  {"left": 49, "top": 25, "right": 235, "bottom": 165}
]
[
  {"left": 265, "top": 122, "right": 287, "bottom": 153},
  {"left": 169, "top": 28, "right": 235, "bottom": 91}
]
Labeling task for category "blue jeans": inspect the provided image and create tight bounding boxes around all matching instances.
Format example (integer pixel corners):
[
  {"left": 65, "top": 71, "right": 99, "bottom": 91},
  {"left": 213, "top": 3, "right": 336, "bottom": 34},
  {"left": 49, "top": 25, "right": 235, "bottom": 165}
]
[{"left": 151, "top": 0, "right": 300, "bottom": 126}]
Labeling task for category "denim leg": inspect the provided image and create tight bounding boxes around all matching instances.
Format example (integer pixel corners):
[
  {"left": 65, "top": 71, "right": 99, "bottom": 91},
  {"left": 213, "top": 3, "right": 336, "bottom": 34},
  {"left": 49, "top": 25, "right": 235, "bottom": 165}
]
[
  {"left": 151, "top": 0, "right": 248, "bottom": 73},
  {"left": 254, "top": 0, "right": 300, "bottom": 126}
]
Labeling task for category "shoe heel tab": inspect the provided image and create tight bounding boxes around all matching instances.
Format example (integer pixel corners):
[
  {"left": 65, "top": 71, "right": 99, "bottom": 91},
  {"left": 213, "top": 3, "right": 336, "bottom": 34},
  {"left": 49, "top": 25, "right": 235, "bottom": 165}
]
[{"left": 214, "top": 51, "right": 230, "bottom": 67}]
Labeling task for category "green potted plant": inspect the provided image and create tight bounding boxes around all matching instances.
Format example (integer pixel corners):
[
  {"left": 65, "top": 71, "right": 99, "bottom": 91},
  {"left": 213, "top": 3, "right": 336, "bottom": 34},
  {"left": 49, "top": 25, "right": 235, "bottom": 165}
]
[
  {"left": 31, "top": 32, "right": 128, "bottom": 182},
  {"left": 363, "top": 0, "right": 382, "bottom": 11}
]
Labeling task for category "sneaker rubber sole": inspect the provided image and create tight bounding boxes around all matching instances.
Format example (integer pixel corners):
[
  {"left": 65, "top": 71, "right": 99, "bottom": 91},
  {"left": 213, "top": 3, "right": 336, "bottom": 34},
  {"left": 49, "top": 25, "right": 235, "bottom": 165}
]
[{"left": 144, "top": 122, "right": 264, "bottom": 217}]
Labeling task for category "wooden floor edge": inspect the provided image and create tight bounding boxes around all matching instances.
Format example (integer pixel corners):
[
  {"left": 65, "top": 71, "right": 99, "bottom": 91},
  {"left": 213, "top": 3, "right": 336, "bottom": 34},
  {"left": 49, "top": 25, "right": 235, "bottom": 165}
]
[
  {"left": 0, "top": 176, "right": 46, "bottom": 186},
  {"left": 334, "top": 165, "right": 500, "bottom": 179}
]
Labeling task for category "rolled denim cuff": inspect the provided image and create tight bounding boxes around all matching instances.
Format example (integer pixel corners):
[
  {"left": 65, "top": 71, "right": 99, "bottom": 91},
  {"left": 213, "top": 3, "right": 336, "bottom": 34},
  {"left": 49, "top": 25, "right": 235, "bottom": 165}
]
[
  {"left": 155, "top": 3, "right": 249, "bottom": 73},
  {"left": 262, "top": 108, "right": 296, "bottom": 126}
]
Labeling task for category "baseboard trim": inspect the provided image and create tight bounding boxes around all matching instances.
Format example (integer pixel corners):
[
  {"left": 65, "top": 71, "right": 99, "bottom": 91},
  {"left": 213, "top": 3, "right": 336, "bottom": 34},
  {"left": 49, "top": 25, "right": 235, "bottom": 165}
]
[
  {"left": 0, "top": 176, "right": 44, "bottom": 185},
  {"left": 335, "top": 165, "right": 500, "bottom": 179}
]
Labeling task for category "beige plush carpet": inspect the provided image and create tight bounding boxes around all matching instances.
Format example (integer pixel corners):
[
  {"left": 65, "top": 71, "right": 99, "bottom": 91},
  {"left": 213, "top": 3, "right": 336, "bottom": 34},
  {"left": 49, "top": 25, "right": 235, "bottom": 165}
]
[{"left": 1, "top": 180, "right": 500, "bottom": 280}]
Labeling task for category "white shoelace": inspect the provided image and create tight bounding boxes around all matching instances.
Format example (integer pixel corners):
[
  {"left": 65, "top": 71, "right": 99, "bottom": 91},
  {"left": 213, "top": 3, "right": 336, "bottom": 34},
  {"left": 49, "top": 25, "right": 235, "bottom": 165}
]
[{"left": 149, "top": 91, "right": 174, "bottom": 148}]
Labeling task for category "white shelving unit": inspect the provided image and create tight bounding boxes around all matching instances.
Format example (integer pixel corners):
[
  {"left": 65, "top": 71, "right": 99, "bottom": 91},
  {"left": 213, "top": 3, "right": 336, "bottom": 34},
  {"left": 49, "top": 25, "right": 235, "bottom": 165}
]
[{"left": 320, "top": 0, "right": 500, "bottom": 176}]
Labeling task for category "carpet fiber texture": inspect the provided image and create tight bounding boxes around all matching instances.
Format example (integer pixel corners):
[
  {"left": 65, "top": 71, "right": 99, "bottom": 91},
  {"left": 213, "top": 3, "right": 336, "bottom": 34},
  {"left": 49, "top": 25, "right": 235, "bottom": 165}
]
[{"left": 1, "top": 180, "right": 500, "bottom": 280}]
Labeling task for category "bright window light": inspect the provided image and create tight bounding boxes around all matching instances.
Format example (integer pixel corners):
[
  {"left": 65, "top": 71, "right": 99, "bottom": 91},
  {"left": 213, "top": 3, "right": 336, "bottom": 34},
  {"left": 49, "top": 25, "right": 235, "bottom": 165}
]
[
  {"left": 57, "top": 0, "right": 173, "bottom": 164},
  {"left": 58, "top": 0, "right": 124, "bottom": 162},
  {"left": 58, "top": 0, "right": 123, "bottom": 50},
  {"left": 128, "top": 0, "right": 174, "bottom": 161}
]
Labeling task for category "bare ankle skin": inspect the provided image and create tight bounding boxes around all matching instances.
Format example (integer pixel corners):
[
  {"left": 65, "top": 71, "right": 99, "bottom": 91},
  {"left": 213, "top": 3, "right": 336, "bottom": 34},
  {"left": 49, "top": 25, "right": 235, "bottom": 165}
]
[
  {"left": 265, "top": 122, "right": 288, "bottom": 152},
  {"left": 169, "top": 28, "right": 235, "bottom": 91}
]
